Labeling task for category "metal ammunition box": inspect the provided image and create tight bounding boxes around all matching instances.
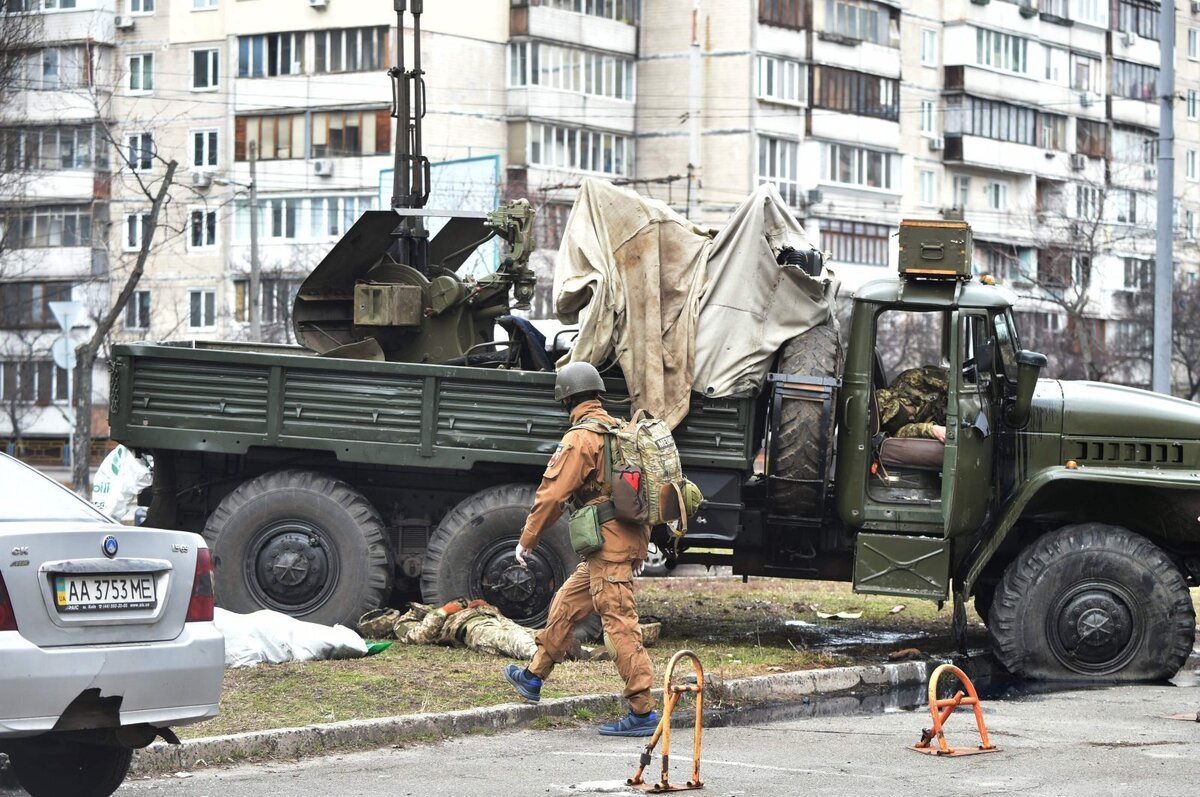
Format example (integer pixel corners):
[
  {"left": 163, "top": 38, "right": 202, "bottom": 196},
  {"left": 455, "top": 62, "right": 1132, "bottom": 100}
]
[{"left": 897, "top": 220, "right": 972, "bottom": 279}]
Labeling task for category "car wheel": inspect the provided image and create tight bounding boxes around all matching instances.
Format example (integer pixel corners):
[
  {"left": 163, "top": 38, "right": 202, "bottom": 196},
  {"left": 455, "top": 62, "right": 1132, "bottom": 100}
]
[
  {"left": 203, "top": 470, "right": 393, "bottom": 627},
  {"left": 990, "top": 523, "right": 1196, "bottom": 680},
  {"left": 9, "top": 741, "right": 132, "bottom": 797},
  {"left": 421, "top": 484, "right": 601, "bottom": 640}
]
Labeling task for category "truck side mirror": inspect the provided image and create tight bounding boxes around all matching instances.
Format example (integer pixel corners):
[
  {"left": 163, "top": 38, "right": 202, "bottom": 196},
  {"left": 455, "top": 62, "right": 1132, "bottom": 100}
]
[{"left": 1006, "top": 350, "right": 1048, "bottom": 428}]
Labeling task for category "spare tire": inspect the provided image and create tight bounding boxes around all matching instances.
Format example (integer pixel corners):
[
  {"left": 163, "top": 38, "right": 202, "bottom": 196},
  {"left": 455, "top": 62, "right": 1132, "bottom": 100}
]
[{"left": 769, "top": 322, "right": 843, "bottom": 515}]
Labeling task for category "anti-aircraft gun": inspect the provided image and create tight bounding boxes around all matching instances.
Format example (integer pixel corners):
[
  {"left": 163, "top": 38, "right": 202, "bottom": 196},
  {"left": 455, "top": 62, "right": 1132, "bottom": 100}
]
[{"left": 290, "top": 0, "right": 544, "bottom": 369}]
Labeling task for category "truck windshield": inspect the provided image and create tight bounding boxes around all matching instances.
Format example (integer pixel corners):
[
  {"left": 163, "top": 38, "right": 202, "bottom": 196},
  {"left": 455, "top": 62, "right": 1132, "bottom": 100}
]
[{"left": 993, "top": 312, "right": 1020, "bottom": 380}]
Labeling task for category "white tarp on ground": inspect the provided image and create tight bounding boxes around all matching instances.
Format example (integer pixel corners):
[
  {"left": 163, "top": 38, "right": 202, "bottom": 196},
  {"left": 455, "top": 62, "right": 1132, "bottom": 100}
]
[
  {"left": 554, "top": 180, "right": 835, "bottom": 425},
  {"left": 214, "top": 608, "right": 368, "bottom": 667}
]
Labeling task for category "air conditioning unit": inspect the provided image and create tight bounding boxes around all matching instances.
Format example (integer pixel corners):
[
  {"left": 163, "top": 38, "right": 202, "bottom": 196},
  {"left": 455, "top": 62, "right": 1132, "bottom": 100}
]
[
  {"left": 806, "top": 188, "right": 824, "bottom": 205},
  {"left": 1144, "top": 165, "right": 1157, "bottom": 180},
  {"left": 1079, "top": 92, "right": 1094, "bottom": 107},
  {"left": 1120, "top": 30, "right": 1135, "bottom": 46},
  {"left": 191, "top": 171, "right": 213, "bottom": 189},
  {"left": 312, "top": 159, "right": 334, "bottom": 177},
  {"left": 1192, "top": 0, "right": 1200, "bottom": 13},
  {"left": 928, "top": 136, "right": 945, "bottom": 152},
  {"left": 308, "top": 0, "right": 328, "bottom": 7},
  {"left": 114, "top": 15, "right": 133, "bottom": 29},
  {"left": 1070, "top": 153, "right": 1086, "bottom": 171}
]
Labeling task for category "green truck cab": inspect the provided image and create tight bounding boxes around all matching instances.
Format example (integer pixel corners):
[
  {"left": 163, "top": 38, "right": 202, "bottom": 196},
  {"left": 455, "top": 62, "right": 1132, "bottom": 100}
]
[{"left": 107, "top": 219, "right": 1199, "bottom": 682}]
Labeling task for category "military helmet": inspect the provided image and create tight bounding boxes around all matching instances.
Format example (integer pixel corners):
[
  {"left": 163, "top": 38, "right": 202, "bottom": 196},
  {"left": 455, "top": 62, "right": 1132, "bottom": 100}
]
[{"left": 554, "top": 362, "right": 606, "bottom": 402}]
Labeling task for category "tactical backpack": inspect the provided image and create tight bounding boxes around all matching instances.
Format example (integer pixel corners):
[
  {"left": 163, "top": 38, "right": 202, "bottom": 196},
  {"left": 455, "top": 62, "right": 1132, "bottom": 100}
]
[{"left": 572, "top": 410, "right": 704, "bottom": 541}]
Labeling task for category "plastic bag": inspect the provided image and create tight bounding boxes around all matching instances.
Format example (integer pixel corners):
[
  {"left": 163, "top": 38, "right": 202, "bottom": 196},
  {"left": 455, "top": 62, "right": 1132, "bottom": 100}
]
[
  {"left": 91, "top": 445, "right": 152, "bottom": 521},
  {"left": 214, "top": 608, "right": 369, "bottom": 668}
]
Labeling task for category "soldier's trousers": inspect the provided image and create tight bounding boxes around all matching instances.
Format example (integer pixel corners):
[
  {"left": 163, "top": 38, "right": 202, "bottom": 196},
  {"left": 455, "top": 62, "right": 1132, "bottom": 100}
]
[{"left": 529, "top": 559, "right": 655, "bottom": 715}]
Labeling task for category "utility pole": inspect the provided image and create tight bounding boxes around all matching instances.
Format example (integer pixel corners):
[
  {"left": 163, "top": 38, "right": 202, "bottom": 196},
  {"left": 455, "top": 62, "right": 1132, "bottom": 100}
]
[
  {"left": 249, "top": 141, "right": 261, "bottom": 342},
  {"left": 687, "top": 0, "right": 702, "bottom": 220},
  {"left": 1152, "top": 0, "right": 1176, "bottom": 394}
]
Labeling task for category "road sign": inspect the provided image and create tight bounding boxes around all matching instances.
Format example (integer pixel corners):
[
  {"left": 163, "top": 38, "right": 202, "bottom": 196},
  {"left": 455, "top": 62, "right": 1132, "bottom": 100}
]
[
  {"left": 52, "top": 337, "right": 76, "bottom": 371},
  {"left": 48, "top": 300, "right": 84, "bottom": 334}
]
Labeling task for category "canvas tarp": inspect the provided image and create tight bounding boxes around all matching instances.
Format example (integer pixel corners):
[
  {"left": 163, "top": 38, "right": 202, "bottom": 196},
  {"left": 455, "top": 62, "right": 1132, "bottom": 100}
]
[{"left": 554, "top": 179, "right": 836, "bottom": 426}]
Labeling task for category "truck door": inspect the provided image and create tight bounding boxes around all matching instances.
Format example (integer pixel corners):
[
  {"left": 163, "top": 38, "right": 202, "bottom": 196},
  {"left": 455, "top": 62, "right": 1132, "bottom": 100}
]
[{"left": 942, "top": 310, "right": 995, "bottom": 536}]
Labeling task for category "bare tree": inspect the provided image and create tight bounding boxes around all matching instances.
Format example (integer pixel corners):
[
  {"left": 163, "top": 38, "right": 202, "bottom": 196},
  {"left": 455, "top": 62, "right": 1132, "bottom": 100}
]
[{"left": 1172, "top": 273, "right": 1200, "bottom": 401}]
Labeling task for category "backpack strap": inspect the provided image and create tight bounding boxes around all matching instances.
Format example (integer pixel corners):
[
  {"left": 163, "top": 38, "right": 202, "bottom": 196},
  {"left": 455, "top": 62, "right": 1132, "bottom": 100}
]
[{"left": 569, "top": 418, "right": 616, "bottom": 493}]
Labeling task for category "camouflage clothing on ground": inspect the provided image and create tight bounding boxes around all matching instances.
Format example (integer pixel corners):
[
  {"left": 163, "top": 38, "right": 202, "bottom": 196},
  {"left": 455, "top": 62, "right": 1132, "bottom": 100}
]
[{"left": 876, "top": 365, "right": 949, "bottom": 440}]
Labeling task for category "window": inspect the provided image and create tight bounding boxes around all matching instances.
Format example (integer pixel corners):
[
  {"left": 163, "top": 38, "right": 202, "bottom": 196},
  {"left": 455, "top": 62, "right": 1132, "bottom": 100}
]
[
  {"left": 1190, "top": 29, "right": 1199, "bottom": 60},
  {"left": 825, "top": 143, "right": 896, "bottom": 189},
  {"left": 192, "top": 129, "right": 218, "bottom": 168},
  {"left": 543, "top": 0, "right": 636, "bottom": 22},
  {"left": 812, "top": 66, "right": 899, "bottom": 121},
  {"left": 824, "top": 0, "right": 894, "bottom": 46},
  {"left": 312, "top": 110, "right": 389, "bottom": 157},
  {"left": 192, "top": 49, "right": 219, "bottom": 90},
  {"left": 313, "top": 27, "right": 389, "bottom": 74},
  {"left": 509, "top": 42, "right": 635, "bottom": 100},
  {"left": 1189, "top": 90, "right": 1199, "bottom": 120},
  {"left": 1111, "top": 59, "right": 1158, "bottom": 101},
  {"left": 527, "top": 123, "right": 630, "bottom": 175},
  {"left": 944, "top": 95, "right": 1038, "bottom": 146},
  {"left": 306, "top": 195, "right": 374, "bottom": 238},
  {"left": 757, "top": 55, "right": 805, "bottom": 105},
  {"left": 1043, "top": 45, "right": 1068, "bottom": 84},
  {"left": 0, "top": 125, "right": 101, "bottom": 171},
  {"left": 952, "top": 175, "right": 970, "bottom": 210},
  {"left": 1123, "top": 257, "right": 1153, "bottom": 290},
  {"left": 534, "top": 202, "right": 572, "bottom": 250},
  {"left": 986, "top": 181, "right": 1008, "bottom": 211},
  {"left": 978, "top": 243, "right": 1032, "bottom": 284},
  {"left": 124, "top": 211, "right": 150, "bottom": 251},
  {"left": 189, "top": 209, "right": 217, "bottom": 249},
  {"left": 820, "top": 219, "right": 890, "bottom": 266},
  {"left": 1075, "top": 184, "right": 1100, "bottom": 220},
  {"left": 919, "top": 100, "right": 935, "bottom": 134},
  {"left": 238, "top": 32, "right": 305, "bottom": 78},
  {"left": 124, "top": 289, "right": 150, "bottom": 330},
  {"left": 23, "top": 46, "right": 90, "bottom": 91},
  {"left": 1037, "top": 113, "right": 1067, "bottom": 150},
  {"left": 1041, "top": 0, "right": 1069, "bottom": 17},
  {"left": 8, "top": 206, "right": 90, "bottom": 248},
  {"left": 233, "top": 195, "right": 376, "bottom": 241},
  {"left": 1069, "top": 0, "right": 1107, "bottom": 27},
  {"left": 975, "top": 28, "right": 1029, "bottom": 75},
  {"left": 1116, "top": 0, "right": 1159, "bottom": 41},
  {"left": 128, "top": 53, "right": 153, "bottom": 93},
  {"left": 127, "top": 132, "right": 153, "bottom": 171},
  {"left": 1187, "top": 151, "right": 1198, "bottom": 182},
  {"left": 1186, "top": 210, "right": 1198, "bottom": 241},
  {"left": 0, "top": 361, "right": 68, "bottom": 405},
  {"left": 1070, "top": 53, "right": 1102, "bottom": 94},
  {"left": 129, "top": 0, "right": 154, "bottom": 13},
  {"left": 757, "top": 136, "right": 800, "bottom": 206},
  {"left": 0, "top": 281, "right": 73, "bottom": 326},
  {"left": 919, "top": 170, "right": 936, "bottom": 207},
  {"left": 188, "top": 290, "right": 216, "bottom": 328},
  {"left": 1076, "top": 118, "right": 1108, "bottom": 157},
  {"left": 192, "top": 0, "right": 217, "bottom": 9},
  {"left": 234, "top": 279, "right": 301, "bottom": 324},
  {"left": 1112, "top": 126, "right": 1157, "bottom": 164},
  {"left": 759, "top": 0, "right": 803, "bottom": 28},
  {"left": 920, "top": 29, "right": 937, "bottom": 67}
]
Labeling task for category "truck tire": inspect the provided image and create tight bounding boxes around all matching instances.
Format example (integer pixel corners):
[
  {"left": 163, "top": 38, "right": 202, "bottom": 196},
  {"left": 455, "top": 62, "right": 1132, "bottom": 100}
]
[
  {"left": 9, "top": 740, "right": 132, "bottom": 797},
  {"left": 989, "top": 523, "right": 1195, "bottom": 680},
  {"left": 203, "top": 470, "right": 393, "bottom": 627},
  {"left": 769, "top": 322, "right": 843, "bottom": 514},
  {"left": 422, "top": 484, "right": 600, "bottom": 638}
]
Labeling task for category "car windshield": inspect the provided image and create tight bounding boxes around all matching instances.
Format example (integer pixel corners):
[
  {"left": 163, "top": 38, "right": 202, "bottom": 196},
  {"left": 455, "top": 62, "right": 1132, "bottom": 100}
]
[{"left": 0, "top": 456, "right": 109, "bottom": 523}]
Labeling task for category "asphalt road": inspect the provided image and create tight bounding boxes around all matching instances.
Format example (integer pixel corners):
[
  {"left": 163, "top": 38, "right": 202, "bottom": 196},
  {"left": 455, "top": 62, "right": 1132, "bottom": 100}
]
[{"left": 6, "top": 679, "right": 1189, "bottom": 797}]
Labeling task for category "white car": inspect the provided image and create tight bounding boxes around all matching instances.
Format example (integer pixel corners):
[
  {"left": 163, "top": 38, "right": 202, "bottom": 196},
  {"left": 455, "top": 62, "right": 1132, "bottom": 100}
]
[{"left": 0, "top": 454, "right": 223, "bottom": 797}]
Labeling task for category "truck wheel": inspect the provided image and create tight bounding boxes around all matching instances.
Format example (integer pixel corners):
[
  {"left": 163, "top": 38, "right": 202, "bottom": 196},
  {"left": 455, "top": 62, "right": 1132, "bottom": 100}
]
[
  {"left": 9, "top": 740, "right": 132, "bottom": 797},
  {"left": 770, "top": 322, "right": 843, "bottom": 514},
  {"left": 990, "top": 523, "right": 1195, "bottom": 680},
  {"left": 203, "top": 470, "right": 393, "bottom": 627},
  {"left": 422, "top": 484, "right": 601, "bottom": 638}
]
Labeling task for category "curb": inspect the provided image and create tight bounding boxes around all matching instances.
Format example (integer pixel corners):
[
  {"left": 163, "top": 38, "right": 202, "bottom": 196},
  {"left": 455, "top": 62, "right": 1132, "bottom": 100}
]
[{"left": 131, "top": 658, "right": 942, "bottom": 775}]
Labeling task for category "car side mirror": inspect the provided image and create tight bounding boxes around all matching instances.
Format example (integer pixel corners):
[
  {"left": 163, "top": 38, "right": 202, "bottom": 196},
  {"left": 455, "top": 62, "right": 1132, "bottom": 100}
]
[{"left": 1006, "top": 350, "right": 1048, "bottom": 428}]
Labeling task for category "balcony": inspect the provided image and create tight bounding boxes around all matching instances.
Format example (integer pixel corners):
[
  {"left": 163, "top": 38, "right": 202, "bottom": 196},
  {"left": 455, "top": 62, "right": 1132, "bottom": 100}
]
[
  {"left": 512, "top": 4, "right": 636, "bottom": 55},
  {"left": 810, "top": 38, "right": 900, "bottom": 79},
  {"left": 0, "top": 247, "right": 95, "bottom": 281},
  {"left": 943, "top": 135, "right": 1083, "bottom": 181},
  {"left": 810, "top": 110, "right": 898, "bottom": 151},
  {"left": 943, "top": 64, "right": 1070, "bottom": 110},
  {"left": 507, "top": 87, "right": 635, "bottom": 134}
]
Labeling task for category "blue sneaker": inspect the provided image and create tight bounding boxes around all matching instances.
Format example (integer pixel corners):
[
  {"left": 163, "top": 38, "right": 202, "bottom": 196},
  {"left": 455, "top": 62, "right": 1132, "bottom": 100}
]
[
  {"left": 504, "top": 664, "right": 542, "bottom": 703},
  {"left": 598, "top": 710, "right": 659, "bottom": 737}
]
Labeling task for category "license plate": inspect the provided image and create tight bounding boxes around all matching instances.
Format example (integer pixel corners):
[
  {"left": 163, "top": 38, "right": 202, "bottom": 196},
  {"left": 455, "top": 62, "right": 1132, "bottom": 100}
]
[{"left": 54, "top": 574, "right": 157, "bottom": 612}]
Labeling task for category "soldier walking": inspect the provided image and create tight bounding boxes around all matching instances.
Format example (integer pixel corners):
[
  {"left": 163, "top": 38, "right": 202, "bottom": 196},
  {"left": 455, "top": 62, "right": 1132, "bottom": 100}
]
[{"left": 502, "top": 362, "right": 659, "bottom": 737}]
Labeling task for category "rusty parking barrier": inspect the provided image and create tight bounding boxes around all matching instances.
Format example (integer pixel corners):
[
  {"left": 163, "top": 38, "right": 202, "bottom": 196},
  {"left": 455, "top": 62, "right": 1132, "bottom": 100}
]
[
  {"left": 628, "top": 649, "right": 704, "bottom": 793},
  {"left": 911, "top": 663, "right": 1000, "bottom": 757}
]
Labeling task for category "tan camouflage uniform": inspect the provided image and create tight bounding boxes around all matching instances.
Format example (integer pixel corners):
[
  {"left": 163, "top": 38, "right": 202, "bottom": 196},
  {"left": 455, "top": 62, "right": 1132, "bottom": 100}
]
[{"left": 876, "top": 366, "right": 949, "bottom": 439}]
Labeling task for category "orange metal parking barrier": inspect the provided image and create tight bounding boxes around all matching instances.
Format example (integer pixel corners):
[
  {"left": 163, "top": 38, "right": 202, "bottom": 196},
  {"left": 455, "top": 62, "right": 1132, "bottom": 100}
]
[
  {"left": 628, "top": 649, "right": 704, "bottom": 793},
  {"left": 911, "top": 663, "right": 1000, "bottom": 757}
]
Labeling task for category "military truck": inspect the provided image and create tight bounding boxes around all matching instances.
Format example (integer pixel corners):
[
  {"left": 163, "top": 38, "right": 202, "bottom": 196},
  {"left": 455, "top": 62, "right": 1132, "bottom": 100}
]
[{"left": 108, "top": 214, "right": 1200, "bottom": 682}]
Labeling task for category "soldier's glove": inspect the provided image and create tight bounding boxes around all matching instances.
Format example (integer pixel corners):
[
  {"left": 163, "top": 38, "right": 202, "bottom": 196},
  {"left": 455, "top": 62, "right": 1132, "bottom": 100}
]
[
  {"left": 514, "top": 542, "right": 530, "bottom": 567},
  {"left": 632, "top": 559, "right": 645, "bottom": 578}
]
